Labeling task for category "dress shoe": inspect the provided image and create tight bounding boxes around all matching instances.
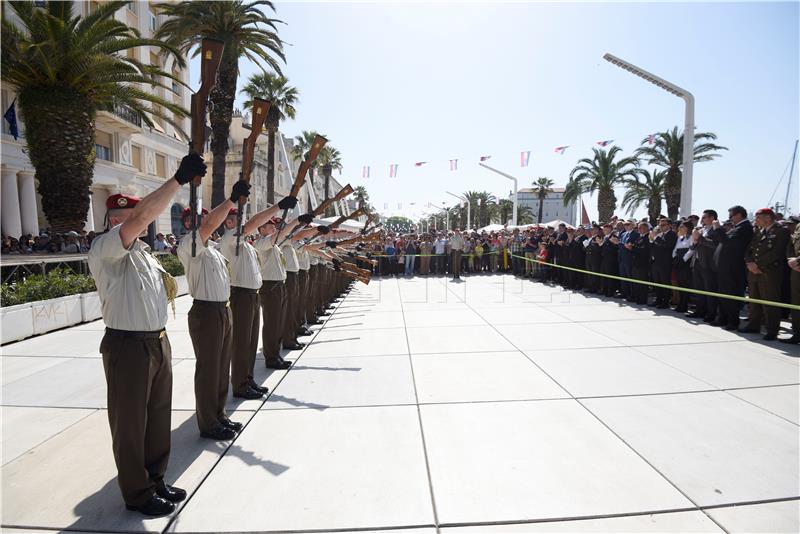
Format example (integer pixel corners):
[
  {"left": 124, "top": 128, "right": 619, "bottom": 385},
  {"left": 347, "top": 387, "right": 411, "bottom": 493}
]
[
  {"left": 762, "top": 333, "right": 777, "bottom": 341},
  {"left": 685, "top": 311, "right": 703, "bottom": 318},
  {"left": 309, "top": 319, "right": 324, "bottom": 325},
  {"left": 318, "top": 311, "right": 331, "bottom": 317},
  {"left": 297, "top": 327, "right": 313, "bottom": 337},
  {"left": 723, "top": 324, "right": 739, "bottom": 331},
  {"left": 283, "top": 342, "right": 305, "bottom": 350},
  {"left": 703, "top": 316, "right": 715, "bottom": 323},
  {"left": 155, "top": 482, "right": 186, "bottom": 503},
  {"left": 220, "top": 418, "right": 244, "bottom": 433},
  {"left": 265, "top": 359, "right": 292, "bottom": 370},
  {"left": 248, "top": 381, "right": 269, "bottom": 394},
  {"left": 738, "top": 324, "right": 760, "bottom": 334},
  {"left": 200, "top": 424, "right": 236, "bottom": 441},
  {"left": 233, "top": 387, "right": 263, "bottom": 400},
  {"left": 126, "top": 495, "right": 175, "bottom": 516},
  {"left": 779, "top": 334, "right": 800, "bottom": 344}
]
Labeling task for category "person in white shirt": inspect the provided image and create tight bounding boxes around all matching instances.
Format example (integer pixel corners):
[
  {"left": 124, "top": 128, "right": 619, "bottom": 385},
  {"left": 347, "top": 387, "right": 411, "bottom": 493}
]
[
  {"left": 153, "top": 233, "right": 169, "bottom": 252},
  {"left": 218, "top": 196, "right": 295, "bottom": 399},
  {"left": 448, "top": 229, "right": 465, "bottom": 280},
  {"left": 87, "top": 153, "right": 205, "bottom": 517},
  {"left": 177, "top": 179, "right": 250, "bottom": 442}
]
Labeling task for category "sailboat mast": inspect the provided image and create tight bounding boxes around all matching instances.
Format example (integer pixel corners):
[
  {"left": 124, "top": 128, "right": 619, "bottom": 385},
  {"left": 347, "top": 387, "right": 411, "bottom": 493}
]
[{"left": 784, "top": 140, "right": 799, "bottom": 213}]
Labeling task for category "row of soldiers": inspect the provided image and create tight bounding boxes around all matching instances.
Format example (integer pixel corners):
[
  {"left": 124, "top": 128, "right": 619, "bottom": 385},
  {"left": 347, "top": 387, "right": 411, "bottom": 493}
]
[{"left": 88, "top": 154, "right": 365, "bottom": 516}]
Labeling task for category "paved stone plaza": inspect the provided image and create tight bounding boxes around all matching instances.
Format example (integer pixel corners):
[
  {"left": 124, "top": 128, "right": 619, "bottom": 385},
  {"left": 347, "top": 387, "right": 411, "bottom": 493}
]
[{"left": 2, "top": 274, "right": 799, "bottom": 533}]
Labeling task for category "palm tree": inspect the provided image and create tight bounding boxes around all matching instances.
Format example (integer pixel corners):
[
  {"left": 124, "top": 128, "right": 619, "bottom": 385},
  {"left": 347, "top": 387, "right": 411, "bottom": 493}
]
[
  {"left": 155, "top": 0, "right": 285, "bottom": 208},
  {"left": 1, "top": 0, "right": 187, "bottom": 232},
  {"left": 635, "top": 127, "right": 727, "bottom": 219},
  {"left": 291, "top": 130, "right": 320, "bottom": 209},
  {"left": 353, "top": 186, "right": 370, "bottom": 209},
  {"left": 621, "top": 169, "right": 666, "bottom": 225},
  {"left": 241, "top": 73, "right": 298, "bottom": 204},
  {"left": 532, "top": 177, "right": 554, "bottom": 223},
  {"left": 317, "top": 146, "right": 342, "bottom": 215},
  {"left": 516, "top": 204, "right": 536, "bottom": 225},
  {"left": 564, "top": 146, "right": 640, "bottom": 223}
]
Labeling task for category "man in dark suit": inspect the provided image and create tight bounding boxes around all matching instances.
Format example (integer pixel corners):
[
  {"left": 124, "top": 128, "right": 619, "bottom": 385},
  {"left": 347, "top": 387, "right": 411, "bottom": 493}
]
[
  {"left": 649, "top": 217, "right": 677, "bottom": 308},
  {"left": 600, "top": 223, "right": 619, "bottom": 297},
  {"left": 630, "top": 221, "right": 652, "bottom": 305},
  {"left": 618, "top": 220, "right": 639, "bottom": 300},
  {"left": 687, "top": 209, "right": 720, "bottom": 322},
  {"left": 585, "top": 225, "right": 602, "bottom": 292},
  {"left": 711, "top": 205, "right": 754, "bottom": 330}
]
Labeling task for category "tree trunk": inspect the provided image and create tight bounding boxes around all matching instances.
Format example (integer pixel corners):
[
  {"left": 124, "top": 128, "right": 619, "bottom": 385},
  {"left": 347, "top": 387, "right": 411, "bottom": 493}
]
[
  {"left": 209, "top": 60, "right": 238, "bottom": 209},
  {"left": 648, "top": 195, "right": 662, "bottom": 226},
  {"left": 306, "top": 167, "right": 315, "bottom": 211},
  {"left": 537, "top": 196, "right": 544, "bottom": 223},
  {"left": 20, "top": 87, "right": 95, "bottom": 233},
  {"left": 266, "top": 125, "right": 277, "bottom": 205},
  {"left": 664, "top": 166, "right": 682, "bottom": 220},
  {"left": 322, "top": 165, "right": 332, "bottom": 216},
  {"left": 597, "top": 187, "right": 617, "bottom": 223}
]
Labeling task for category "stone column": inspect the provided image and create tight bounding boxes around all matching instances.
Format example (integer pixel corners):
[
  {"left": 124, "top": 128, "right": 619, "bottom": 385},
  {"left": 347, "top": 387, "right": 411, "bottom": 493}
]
[
  {"left": 17, "top": 170, "right": 39, "bottom": 236},
  {"left": 1, "top": 166, "right": 22, "bottom": 238}
]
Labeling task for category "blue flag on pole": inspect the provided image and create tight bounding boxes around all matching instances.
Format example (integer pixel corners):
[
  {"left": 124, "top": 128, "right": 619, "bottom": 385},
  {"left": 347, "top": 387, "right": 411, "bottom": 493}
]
[{"left": 4, "top": 100, "right": 19, "bottom": 140}]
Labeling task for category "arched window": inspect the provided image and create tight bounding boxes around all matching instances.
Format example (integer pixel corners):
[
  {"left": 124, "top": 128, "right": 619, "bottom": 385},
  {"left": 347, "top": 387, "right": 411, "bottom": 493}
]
[{"left": 170, "top": 203, "right": 184, "bottom": 236}]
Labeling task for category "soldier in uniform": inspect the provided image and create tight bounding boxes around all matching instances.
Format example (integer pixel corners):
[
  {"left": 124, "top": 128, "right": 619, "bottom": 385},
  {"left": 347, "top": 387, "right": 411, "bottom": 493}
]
[
  {"left": 584, "top": 225, "right": 602, "bottom": 293},
  {"left": 711, "top": 206, "right": 754, "bottom": 330},
  {"left": 740, "top": 208, "right": 789, "bottom": 340},
  {"left": 178, "top": 179, "right": 252, "bottom": 440},
  {"left": 781, "top": 215, "right": 800, "bottom": 344},
  {"left": 88, "top": 153, "right": 206, "bottom": 516},
  {"left": 218, "top": 196, "right": 296, "bottom": 400},
  {"left": 630, "top": 221, "right": 652, "bottom": 305},
  {"left": 649, "top": 218, "right": 677, "bottom": 308},
  {"left": 600, "top": 223, "right": 619, "bottom": 297}
]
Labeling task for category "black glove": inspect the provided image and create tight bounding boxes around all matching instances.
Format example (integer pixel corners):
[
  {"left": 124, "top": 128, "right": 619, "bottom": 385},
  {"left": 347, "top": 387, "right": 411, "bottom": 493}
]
[
  {"left": 298, "top": 212, "right": 314, "bottom": 225},
  {"left": 360, "top": 228, "right": 368, "bottom": 235},
  {"left": 333, "top": 263, "right": 341, "bottom": 272},
  {"left": 347, "top": 251, "right": 355, "bottom": 257},
  {"left": 318, "top": 225, "right": 331, "bottom": 235},
  {"left": 366, "top": 252, "right": 373, "bottom": 259},
  {"left": 174, "top": 153, "right": 207, "bottom": 185},
  {"left": 356, "top": 244, "right": 364, "bottom": 251},
  {"left": 229, "top": 180, "right": 251, "bottom": 203},
  {"left": 278, "top": 196, "right": 298, "bottom": 210},
  {"left": 326, "top": 240, "right": 338, "bottom": 248}
]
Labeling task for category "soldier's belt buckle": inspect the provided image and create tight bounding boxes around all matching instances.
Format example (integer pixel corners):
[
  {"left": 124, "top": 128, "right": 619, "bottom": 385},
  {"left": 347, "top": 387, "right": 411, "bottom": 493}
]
[{"left": 159, "top": 330, "right": 166, "bottom": 339}]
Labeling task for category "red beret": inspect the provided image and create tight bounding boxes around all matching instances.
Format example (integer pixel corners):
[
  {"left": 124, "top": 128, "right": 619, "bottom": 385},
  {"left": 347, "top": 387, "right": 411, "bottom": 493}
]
[
  {"left": 266, "top": 216, "right": 282, "bottom": 225},
  {"left": 182, "top": 207, "right": 208, "bottom": 219},
  {"left": 106, "top": 193, "right": 140, "bottom": 210},
  {"left": 755, "top": 207, "right": 775, "bottom": 217},
  {"left": 228, "top": 208, "right": 238, "bottom": 216}
]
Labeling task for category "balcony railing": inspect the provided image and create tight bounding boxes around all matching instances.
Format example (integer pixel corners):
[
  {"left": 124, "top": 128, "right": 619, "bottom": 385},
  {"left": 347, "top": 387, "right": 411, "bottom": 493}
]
[{"left": 111, "top": 105, "right": 142, "bottom": 127}]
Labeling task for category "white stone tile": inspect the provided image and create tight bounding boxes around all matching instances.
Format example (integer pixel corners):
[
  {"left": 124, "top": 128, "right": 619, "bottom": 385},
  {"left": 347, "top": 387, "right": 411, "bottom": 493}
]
[
  {"left": 546, "top": 303, "right": 660, "bottom": 323},
  {"left": 525, "top": 347, "right": 713, "bottom": 397},
  {"left": 403, "top": 308, "right": 486, "bottom": 328},
  {"left": 728, "top": 385, "right": 800, "bottom": 424},
  {"left": 638, "top": 342, "right": 800, "bottom": 389},
  {"left": 2, "top": 406, "right": 95, "bottom": 465},
  {"left": 705, "top": 500, "right": 800, "bottom": 533},
  {"left": 581, "top": 318, "right": 725, "bottom": 346},
  {"left": 301, "top": 327, "right": 408, "bottom": 358},
  {"left": 1, "top": 329, "right": 104, "bottom": 358},
  {"left": 1, "top": 357, "right": 107, "bottom": 408},
  {"left": 443, "top": 511, "right": 723, "bottom": 532},
  {"left": 497, "top": 323, "right": 622, "bottom": 351},
  {"left": 420, "top": 400, "right": 692, "bottom": 524},
  {"left": 168, "top": 406, "right": 434, "bottom": 532},
  {"left": 1, "top": 355, "right": 70, "bottom": 385},
  {"left": 582, "top": 392, "right": 800, "bottom": 505},
  {"left": 412, "top": 352, "right": 569, "bottom": 403},
  {"left": 1, "top": 409, "right": 250, "bottom": 533},
  {"left": 325, "top": 310, "right": 405, "bottom": 330},
  {"left": 407, "top": 325, "right": 515, "bottom": 354},
  {"left": 163, "top": 330, "right": 199, "bottom": 360},
  {"left": 264, "top": 355, "right": 416, "bottom": 409},
  {"left": 474, "top": 306, "right": 569, "bottom": 325}
]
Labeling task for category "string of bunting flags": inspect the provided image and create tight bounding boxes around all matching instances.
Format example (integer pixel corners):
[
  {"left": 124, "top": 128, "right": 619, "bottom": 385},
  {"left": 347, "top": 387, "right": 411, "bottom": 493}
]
[{"left": 359, "top": 133, "right": 659, "bottom": 178}]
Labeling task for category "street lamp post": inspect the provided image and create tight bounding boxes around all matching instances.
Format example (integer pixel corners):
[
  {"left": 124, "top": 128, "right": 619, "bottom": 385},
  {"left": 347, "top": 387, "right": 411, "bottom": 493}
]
[
  {"left": 603, "top": 53, "right": 695, "bottom": 217},
  {"left": 479, "top": 163, "right": 518, "bottom": 225},
  {"left": 446, "top": 191, "right": 470, "bottom": 230}
]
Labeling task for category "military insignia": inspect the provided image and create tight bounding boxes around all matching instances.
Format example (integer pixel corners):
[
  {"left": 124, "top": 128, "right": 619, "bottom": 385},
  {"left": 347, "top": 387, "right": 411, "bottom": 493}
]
[{"left": 117, "top": 197, "right": 128, "bottom": 207}]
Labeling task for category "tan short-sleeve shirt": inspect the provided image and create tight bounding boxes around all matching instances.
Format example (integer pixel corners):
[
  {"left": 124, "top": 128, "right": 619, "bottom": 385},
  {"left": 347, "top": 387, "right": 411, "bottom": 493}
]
[
  {"left": 218, "top": 232, "right": 262, "bottom": 290},
  {"left": 297, "top": 247, "right": 311, "bottom": 271},
  {"left": 178, "top": 235, "right": 230, "bottom": 302},
  {"left": 281, "top": 242, "right": 300, "bottom": 273},
  {"left": 87, "top": 225, "right": 168, "bottom": 331},
  {"left": 253, "top": 236, "right": 287, "bottom": 282}
]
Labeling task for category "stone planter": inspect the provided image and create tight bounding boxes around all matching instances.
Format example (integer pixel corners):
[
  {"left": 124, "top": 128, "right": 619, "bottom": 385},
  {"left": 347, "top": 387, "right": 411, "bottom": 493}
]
[
  {"left": 1, "top": 302, "right": 34, "bottom": 344},
  {"left": 175, "top": 275, "right": 188, "bottom": 296},
  {"left": 80, "top": 291, "right": 102, "bottom": 322},
  {"left": 31, "top": 294, "right": 82, "bottom": 335}
]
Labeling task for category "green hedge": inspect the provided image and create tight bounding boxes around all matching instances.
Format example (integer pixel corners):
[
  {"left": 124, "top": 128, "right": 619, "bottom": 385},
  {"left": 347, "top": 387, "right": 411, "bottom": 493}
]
[
  {"left": 1, "top": 254, "right": 184, "bottom": 307},
  {"left": 1, "top": 267, "right": 96, "bottom": 307}
]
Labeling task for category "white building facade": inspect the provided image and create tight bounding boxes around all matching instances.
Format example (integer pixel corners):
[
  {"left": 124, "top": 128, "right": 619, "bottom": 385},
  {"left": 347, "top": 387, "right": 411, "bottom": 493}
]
[
  {"left": 516, "top": 187, "right": 577, "bottom": 225},
  {"left": 1, "top": 1, "right": 193, "bottom": 239}
]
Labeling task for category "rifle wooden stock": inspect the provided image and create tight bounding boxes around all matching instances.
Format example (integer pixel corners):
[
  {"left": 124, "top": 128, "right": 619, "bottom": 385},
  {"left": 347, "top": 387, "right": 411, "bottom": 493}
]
[
  {"left": 329, "top": 207, "right": 367, "bottom": 229},
  {"left": 235, "top": 98, "right": 270, "bottom": 255},
  {"left": 189, "top": 38, "right": 224, "bottom": 256},
  {"left": 340, "top": 263, "right": 371, "bottom": 279},
  {"left": 315, "top": 184, "right": 353, "bottom": 217},
  {"left": 334, "top": 232, "right": 383, "bottom": 249},
  {"left": 274, "top": 134, "right": 327, "bottom": 243}
]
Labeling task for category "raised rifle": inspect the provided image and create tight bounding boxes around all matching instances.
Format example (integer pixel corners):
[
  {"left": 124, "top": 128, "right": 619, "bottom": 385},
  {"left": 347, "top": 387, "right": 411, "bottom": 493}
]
[
  {"left": 277, "top": 184, "right": 354, "bottom": 247},
  {"left": 274, "top": 134, "right": 328, "bottom": 243},
  {"left": 235, "top": 98, "right": 270, "bottom": 255},
  {"left": 189, "top": 38, "right": 225, "bottom": 257}
]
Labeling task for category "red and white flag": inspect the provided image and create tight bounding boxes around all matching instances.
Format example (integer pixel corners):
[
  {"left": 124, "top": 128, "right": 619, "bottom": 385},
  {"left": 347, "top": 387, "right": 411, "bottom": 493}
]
[
  {"left": 520, "top": 151, "right": 531, "bottom": 167},
  {"left": 389, "top": 164, "right": 399, "bottom": 178},
  {"left": 596, "top": 140, "right": 614, "bottom": 147},
  {"left": 362, "top": 166, "right": 370, "bottom": 178},
  {"left": 415, "top": 161, "right": 427, "bottom": 167},
  {"left": 480, "top": 155, "right": 492, "bottom": 161},
  {"left": 449, "top": 159, "right": 458, "bottom": 171},
  {"left": 554, "top": 146, "right": 569, "bottom": 155},
  {"left": 647, "top": 133, "right": 658, "bottom": 145}
]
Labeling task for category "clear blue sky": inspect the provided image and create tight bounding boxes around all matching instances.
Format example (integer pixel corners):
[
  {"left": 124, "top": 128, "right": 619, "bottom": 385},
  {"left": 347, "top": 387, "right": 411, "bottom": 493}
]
[{"left": 224, "top": 1, "right": 799, "bottom": 223}]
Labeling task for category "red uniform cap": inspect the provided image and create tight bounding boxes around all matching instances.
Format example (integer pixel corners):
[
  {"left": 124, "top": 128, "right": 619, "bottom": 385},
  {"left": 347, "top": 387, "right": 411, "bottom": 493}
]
[
  {"left": 182, "top": 207, "right": 209, "bottom": 219},
  {"left": 106, "top": 193, "right": 141, "bottom": 210},
  {"left": 228, "top": 208, "right": 238, "bottom": 216},
  {"left": 266, "top": 216, "right": 283, "bottom": 225},
  {"left": 755, "top": 207, "right": 775, "bottom": 217}
]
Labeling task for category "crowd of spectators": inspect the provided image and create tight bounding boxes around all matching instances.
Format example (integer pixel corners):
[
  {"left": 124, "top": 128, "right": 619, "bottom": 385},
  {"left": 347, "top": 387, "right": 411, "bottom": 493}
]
[
  {"left": 371, "top": 206, "right": 800, "bottom": 344},
  {"left": 0, "top": 230, "right": 183, "bottom": 256}
]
